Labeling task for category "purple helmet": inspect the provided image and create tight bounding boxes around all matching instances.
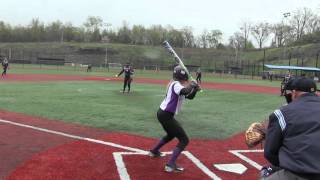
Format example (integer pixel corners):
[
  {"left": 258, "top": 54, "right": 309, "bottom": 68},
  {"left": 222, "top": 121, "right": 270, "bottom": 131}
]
[{"left": 173, "top": 66, "right": 188, "bottom": 81}]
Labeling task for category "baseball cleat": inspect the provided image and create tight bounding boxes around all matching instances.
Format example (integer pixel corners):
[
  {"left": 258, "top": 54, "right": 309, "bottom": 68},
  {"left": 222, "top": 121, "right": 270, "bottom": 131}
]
[
  {"left": 164, "top": 164, "right": 184, "bottom": 172},
  {"left": 148, "top": 150, "right": 165, "bottom": 158}
]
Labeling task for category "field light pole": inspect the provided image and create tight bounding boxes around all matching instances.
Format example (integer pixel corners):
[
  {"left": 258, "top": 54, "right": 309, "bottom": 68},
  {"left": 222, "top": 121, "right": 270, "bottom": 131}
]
[
  {"left": 282, "top": 12, "right": 291, "bottom": 59},
  {"left": 105, "top": 48, "right": 108, "bottom": 71}
]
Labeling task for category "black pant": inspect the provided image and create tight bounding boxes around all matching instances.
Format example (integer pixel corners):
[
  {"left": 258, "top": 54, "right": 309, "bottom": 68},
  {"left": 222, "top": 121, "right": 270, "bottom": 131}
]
[
  {"left": 2, "top": 66, "right": 8, "bottom": 76},
  {"left": 157, "top": 109, "right": 189, "bottom": 150},
  {"left": 123, "top": 77, "right": 132, "bottom": 92},
  {"left": 196, "top": 75, "right": 201, "bottom": 83}
]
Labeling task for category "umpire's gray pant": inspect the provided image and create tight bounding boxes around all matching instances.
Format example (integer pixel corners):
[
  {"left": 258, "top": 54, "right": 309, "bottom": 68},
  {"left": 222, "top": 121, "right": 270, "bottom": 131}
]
[{"left": 260, "top": 169, "right": 307, "bottom": 180}]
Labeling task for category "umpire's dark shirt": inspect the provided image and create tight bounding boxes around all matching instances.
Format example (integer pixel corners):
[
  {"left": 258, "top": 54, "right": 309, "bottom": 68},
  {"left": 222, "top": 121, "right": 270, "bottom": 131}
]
[{"left": 264, "top": 93, "right": 320, "bottom": 174}]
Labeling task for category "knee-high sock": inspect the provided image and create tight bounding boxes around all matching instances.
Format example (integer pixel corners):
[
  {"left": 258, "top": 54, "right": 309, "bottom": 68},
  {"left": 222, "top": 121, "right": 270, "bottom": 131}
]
[
  {"left": 151, "top": 138, "right": 167, "bottom": 153},
  {"left": 167, "top": 147, "right": 183, "bottom": 166}
]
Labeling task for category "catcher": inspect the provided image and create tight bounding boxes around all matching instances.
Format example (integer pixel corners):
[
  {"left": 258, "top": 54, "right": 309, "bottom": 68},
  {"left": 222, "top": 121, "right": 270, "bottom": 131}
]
[{"left": 247, "top": 77, "right": 320, "bottom": 180}]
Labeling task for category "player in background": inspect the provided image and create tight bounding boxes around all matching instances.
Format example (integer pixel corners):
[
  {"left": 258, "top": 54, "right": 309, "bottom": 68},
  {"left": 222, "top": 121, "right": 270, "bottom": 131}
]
[
  {"left": 87, "top": 64, "right": 92, "bottom": 72},
  {"left": 149, "top": 65, "right": 200, "bottom": 173},
  {"left": 116, "top": 62, "right": 134, "bottom": 93},
  {"left": 2, "top": 56, "right": 9, "bottom": 77},
  {"left": 280, "top": 71, "right": 292, "bottom": 96},
  {"left": 196, "top": 67, "right": 202, "bottom": 84}
]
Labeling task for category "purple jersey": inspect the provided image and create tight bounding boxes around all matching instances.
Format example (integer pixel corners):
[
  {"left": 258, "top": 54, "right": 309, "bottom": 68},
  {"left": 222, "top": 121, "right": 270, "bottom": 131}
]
[{"left": 160, "top": 81, "right": 185, "bottom": 114}]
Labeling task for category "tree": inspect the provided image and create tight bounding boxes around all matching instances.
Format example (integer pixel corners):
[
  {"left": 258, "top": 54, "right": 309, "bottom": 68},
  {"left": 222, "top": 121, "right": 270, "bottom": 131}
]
[
  {"left": 0, "top": 21, "right": 12, "bottom": 42},
  {"left": 305, "top": 13, "right": 320, "bottom": 34},
  {"left": 167, "top": 28, "right": 184, "bottom": 47},
  {"left": 290, "top": 7, "right": 313, "bottom": 40},
  {"left": 45, "top": 20, "right": 63, "bottom": 42},
  {"left": 251, "top": 22, "right": 271, "bottom": 49},
  {"left": 229, "top": 32, "right": 245, "bottom": 49},
  {"left": 29, "top": 18, "right": 45, "bottom": 42},
  {"left": 62, "top": 22, "right": 77, "bottom": 42},
  {"left": 11, "top": 25, "right": 29, "bottom": 42},
  {"left": 117, "top": 21, "right": 132, "bottom": 44},
  {"left": 83, "top": 16, "right": 103, "bottom": 42},
  {"left": 228, "top": 32, "right": 243, "bottom": 62},
  {"left": 199, "top": 30, "right": 209, "bottom": 48},
  {"left": 239, "top": 21, "right": 251, "bottom": 49},
  {"left": 207, "top": 30, "right": 222, "bottom": 48},
  {"left": 83, "top": 16, "right": 103, "bottom": 32},
  {"left": 180, "top": 26, "right": 195, "bottom": 48},
  {"left": 131, "top": 25, "right": 146, "bottom": 45},
  {"left": 146, "top": 25, "right": 165, "bottom": 46}
]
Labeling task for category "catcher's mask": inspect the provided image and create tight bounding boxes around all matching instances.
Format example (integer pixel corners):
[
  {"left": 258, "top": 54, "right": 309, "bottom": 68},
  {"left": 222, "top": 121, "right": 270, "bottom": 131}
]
[
  {"left": 283, "top": 77, "right": 317, "bottom": 103},
  {"left": 173, "top": 65, "right": 189, "bottom": 81}
]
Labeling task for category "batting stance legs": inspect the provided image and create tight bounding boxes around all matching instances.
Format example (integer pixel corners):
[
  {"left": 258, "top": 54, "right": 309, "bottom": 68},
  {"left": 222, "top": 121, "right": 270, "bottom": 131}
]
[
  {"left": 150, "top": 109, "right": 189, "bottom": 171},
  {"left": 2, "top": 66, "right": 7, "bottom": 76},
  {"left": 123, "top": 77, "right": 132, "bottom": 93}
]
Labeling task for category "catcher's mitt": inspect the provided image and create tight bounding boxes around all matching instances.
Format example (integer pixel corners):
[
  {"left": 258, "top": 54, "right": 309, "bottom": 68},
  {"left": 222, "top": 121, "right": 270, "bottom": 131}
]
[{"left": 245, "top": 122, "right": 267, "bottom": 148}]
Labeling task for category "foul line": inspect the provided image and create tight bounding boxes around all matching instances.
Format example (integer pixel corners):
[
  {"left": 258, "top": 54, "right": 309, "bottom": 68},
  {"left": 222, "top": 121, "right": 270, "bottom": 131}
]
[{"left": 0, "top": 118, "right": 147, "bottom": 154}]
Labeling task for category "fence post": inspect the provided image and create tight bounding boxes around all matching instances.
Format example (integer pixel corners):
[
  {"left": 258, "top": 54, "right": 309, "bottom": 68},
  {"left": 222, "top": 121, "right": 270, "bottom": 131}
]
[
  {"left": 316, "top": 52, "right": 319, "bottom": 68},
  {"left": 252, "top": 63, "right": 255, "bottom": 80},
  {"left": 262, "top": 49, "right": 265, "bottom": 72},
  {"left": 288, "top": 51, "right": 291, "bottom": 66}
]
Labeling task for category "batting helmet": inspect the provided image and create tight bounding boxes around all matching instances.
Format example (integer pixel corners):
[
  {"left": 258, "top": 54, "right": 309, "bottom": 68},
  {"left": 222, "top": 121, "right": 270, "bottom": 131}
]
[{"left": 173, "top": 66, "right": 188, "bottom": 81}]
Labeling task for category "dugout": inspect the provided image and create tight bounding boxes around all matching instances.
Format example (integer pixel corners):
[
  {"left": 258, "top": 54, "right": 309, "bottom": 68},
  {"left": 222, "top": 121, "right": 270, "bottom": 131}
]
[
  {"left": 185, "top": 65, "right": 200, "bottom": 72},
  {"left": 264, "top": 64, "right": 320, "bottom": 82},
  {"left": 37, "top": 57, "right": 65, "bottom": 65},
  {"left": 229, "top": 66, "right": 242, "bottom": 74}
]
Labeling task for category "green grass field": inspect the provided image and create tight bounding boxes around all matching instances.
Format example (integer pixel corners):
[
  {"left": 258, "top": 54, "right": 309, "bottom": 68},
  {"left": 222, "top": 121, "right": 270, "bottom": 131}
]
[
  {"left": 9, "top": 63, "right": 282, "bottom": 87},
  {"left": 0, "top": 67, "right": 285, "bottom": 139}
]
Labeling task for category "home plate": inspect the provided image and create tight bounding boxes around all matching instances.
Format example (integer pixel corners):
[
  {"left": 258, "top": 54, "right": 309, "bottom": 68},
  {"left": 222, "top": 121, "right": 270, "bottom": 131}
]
[{"left": 213, "top": 163, "right": 247, "bottom": 174}]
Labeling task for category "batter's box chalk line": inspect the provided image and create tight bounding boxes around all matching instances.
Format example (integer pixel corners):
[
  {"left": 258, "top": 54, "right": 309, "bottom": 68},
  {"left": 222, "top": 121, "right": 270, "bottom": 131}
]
[
  {"left": 229, "top": 149, "right": 264, "bottom": 170},
  {"left": 113, "top": 151, "right": 221, "bottom": 180},
  {"left": 113, "top": 149, "right": 264, "bottom": 180}
]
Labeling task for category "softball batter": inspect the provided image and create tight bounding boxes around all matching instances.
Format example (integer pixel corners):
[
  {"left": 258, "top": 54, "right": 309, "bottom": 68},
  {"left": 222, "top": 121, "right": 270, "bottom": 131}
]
[{"left": 149, "top": 65, "right": 200, "bottom": 173}]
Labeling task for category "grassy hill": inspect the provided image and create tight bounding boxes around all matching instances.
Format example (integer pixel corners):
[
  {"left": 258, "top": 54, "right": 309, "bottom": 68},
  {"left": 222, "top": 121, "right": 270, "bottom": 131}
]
[{"left": 0, "top": 42, "right": 319, "bottom": 72}]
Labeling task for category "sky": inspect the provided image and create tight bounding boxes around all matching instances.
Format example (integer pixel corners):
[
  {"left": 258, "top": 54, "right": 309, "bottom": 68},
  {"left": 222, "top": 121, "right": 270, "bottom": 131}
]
[{"left": 0, "top": 0, "right": 319, "bottom": 42}]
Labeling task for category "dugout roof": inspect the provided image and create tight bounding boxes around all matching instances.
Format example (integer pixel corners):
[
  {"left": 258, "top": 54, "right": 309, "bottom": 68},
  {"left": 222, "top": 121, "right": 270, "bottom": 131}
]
[{"left": 265, "top": 64, "right": 320, "bottom": 72}]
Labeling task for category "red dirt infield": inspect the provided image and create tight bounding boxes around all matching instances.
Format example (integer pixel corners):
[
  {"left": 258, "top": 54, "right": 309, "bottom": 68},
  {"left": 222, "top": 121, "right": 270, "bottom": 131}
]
[
  {"left": 1, "top": 73, "right": 276, "bottom": 179},
  {"left": 1, "top": 111, "right": 266, "bottom": 180}
]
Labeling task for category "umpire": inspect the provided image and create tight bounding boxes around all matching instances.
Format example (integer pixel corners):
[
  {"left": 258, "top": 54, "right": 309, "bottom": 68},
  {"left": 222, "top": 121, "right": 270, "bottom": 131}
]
[{"left": 263, "top": 77, "right": 320, "bottom": 180}]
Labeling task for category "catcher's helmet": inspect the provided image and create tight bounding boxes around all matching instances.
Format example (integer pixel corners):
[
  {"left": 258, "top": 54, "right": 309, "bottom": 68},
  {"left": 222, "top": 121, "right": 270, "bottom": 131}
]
[
  {"left": 285, "top": 77, "right": 317, "bottom": 93},
  {"left": 173, "top": 66, "right": 188, "bottom": 81}
]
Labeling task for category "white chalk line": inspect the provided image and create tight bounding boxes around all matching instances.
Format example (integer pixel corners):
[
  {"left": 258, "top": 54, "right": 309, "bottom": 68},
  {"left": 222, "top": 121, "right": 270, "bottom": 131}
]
[
  {"left": 113, "top": 151, "right": 221, "bottom": 180},
  {"left": 0, "top": 118, "right": 146, "bottom": 154},
  {"left": 229, "top": 149, "right": 264, "bottom": 170},
  {"left": 0, "top": 118, "right": 262, "bottom": 179},
  {"left": 1, "top": 118, "right": 220, "bottom": 179}
]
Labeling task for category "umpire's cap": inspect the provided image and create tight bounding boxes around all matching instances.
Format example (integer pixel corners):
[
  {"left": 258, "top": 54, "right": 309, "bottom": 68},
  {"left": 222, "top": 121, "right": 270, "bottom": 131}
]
[{"left": 285, "top": 77, "right": 317, "bottom": 93}]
